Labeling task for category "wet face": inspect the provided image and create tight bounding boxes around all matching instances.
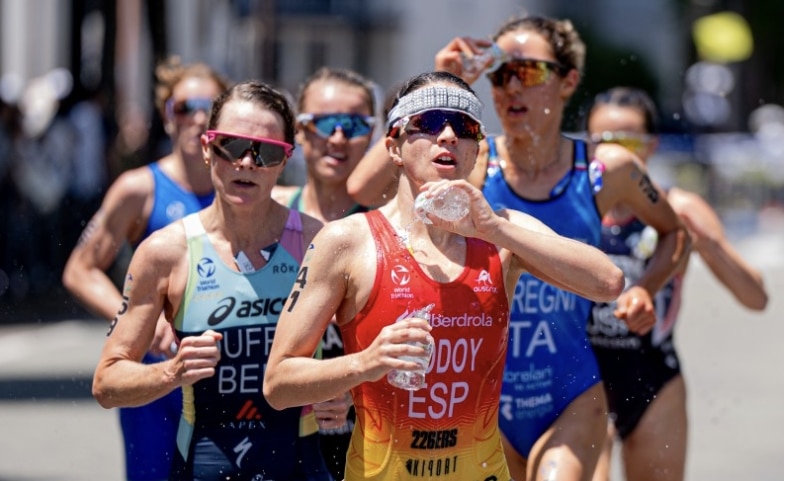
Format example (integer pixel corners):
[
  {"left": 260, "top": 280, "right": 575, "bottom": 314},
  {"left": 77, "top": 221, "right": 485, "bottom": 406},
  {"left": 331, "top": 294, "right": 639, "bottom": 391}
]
[
  {"left": 388, "top": 85, "right": 481, "bottom": 185},
  {"left": 491, "top": 29, "right": 575, "bottom": 136},
  {"left": 203, "top": 99, "right": 289, "bottom": 206},
  {"left": 169, "top": 77, "right": 223, "bottom": 157},
  {"left": 296, "top": 79, "right": 375, "bottom": 186},
  {"left": 588, "top": 104, "right": 655, "bottom": 161}
]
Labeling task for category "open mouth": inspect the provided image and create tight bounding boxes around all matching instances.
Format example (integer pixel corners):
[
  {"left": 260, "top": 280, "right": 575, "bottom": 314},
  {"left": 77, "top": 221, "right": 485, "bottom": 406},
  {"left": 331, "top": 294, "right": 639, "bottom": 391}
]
[
  {"left": 326, "top": 152, "right": 347, "bottom": 163},
  {"left": 232, "top": 179, "right": 256, "bottom": 187},
  {"left": 433, "top": 154, "right": 457, "bottom": 167},
  {"left": 507, "top": 105, "right": 529, "bottom": 115}
]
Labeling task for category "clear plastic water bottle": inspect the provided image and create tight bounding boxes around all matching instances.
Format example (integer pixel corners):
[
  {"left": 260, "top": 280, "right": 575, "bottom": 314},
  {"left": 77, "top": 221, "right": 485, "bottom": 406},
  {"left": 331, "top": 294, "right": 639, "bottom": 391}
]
[
  {"left": 387, "top": 304, "right": 435, "bottom": 391},
  {"left": 414, "top": 186, "right": 471, "bottom": 224},
  {"left": 462, "top": 43, "right": 506, "bottom": 76}
]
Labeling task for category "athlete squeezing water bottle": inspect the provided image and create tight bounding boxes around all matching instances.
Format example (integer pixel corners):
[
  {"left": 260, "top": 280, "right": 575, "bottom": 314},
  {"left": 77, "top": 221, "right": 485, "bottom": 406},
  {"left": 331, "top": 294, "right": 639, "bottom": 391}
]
[{"left": 263, "top": 70, "right": 624, "bottom": 481}]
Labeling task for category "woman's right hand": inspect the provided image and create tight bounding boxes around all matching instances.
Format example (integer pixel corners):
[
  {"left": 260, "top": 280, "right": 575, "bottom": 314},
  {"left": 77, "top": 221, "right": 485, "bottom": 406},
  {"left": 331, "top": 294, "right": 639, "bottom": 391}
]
[
  {"left": 167, "top": 330, "right": 223, "bottom": 386},
  {"left": 434, "top": 36, "right": 495, "bottom": 85}
]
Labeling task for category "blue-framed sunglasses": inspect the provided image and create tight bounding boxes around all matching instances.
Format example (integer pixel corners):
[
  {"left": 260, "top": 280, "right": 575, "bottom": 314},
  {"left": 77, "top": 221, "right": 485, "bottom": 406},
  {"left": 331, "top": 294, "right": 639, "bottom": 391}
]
[
  {"left": 297, "top": 113, "right": 376, "bottom": 139},
  {"left": 205, "top": 130, "right": 294, "bottom": 168}
]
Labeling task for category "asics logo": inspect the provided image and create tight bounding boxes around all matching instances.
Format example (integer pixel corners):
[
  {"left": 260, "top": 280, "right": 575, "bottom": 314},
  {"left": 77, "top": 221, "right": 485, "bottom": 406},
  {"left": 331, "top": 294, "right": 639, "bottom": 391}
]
[{"left": 207, "top": 296, "right": 286, "bottom": 326}]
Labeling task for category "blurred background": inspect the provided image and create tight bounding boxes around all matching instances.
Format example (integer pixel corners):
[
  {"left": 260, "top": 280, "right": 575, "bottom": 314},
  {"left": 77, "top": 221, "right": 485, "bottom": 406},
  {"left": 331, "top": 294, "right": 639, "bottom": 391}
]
[
  {"left": 0, "top": 1, "right": 781, "bottom": 480},
  {"left": 0, "top": 0, "right": 781, "bottom": 319}
]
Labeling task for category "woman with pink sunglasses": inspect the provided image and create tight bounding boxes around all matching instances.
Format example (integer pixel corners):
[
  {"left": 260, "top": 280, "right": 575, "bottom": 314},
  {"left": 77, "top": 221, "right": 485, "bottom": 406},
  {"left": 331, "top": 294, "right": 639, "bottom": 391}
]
[
  {"left": 92, "top": 80, "right": 332, "bottom": 480},
  {"left": 63, "top": 57, "right": 229, "bottom": 481}
]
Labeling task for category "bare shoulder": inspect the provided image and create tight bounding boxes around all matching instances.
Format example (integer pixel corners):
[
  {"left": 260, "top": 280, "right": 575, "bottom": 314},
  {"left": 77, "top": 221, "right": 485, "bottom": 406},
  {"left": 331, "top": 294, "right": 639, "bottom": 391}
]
[
  {"left": 311, "top": 213, "right": 372, "bottom": 250},
  {"left": 593, "top": 143, "right": 664, "bottom": 214},
  {"left": 89, "top": 166, "right": 155, "bottom": 242},
  {"left": 109, "top": 165, "right": 155, "bottom": 203},
  {"left": 133, "top": 219, "right": 188, "bottom": 267},
  {"left": 593, "top": 142, "right": 644, "bottom": 174},
  {"left": 303, "top": 213, "right": 375, "bottom": 277},
  {"left": 305, "top": 213, "right": 376, "bottom": 319}
]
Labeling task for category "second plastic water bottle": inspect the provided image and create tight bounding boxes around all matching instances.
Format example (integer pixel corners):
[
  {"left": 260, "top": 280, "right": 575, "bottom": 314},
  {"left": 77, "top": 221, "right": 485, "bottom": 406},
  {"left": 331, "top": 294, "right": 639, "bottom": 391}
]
[{"left": 387, "top": 304, "right": 435, "bottom": 391}]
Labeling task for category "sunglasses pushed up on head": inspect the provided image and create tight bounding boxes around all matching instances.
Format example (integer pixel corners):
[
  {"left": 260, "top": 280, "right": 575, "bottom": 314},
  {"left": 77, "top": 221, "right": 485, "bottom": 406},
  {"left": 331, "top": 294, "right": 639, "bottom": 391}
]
[
  {"left": 388, "top": 110, "right": 485, "bottom": 141},
  {"left": 297, "top": 113, "right": 376, "bottom": 139},
  {"left": 486, "top": 58, "right": 570, "bottom": 88},
  {"left": 205, "top": 130, "right": 294, "bottom": 168}
]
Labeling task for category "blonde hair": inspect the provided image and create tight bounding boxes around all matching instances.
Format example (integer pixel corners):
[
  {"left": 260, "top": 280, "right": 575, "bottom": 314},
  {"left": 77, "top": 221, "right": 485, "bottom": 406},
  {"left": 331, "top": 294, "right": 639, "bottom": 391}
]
[{"left": 153, "top": 56, "right": 231, "bottom": 119}]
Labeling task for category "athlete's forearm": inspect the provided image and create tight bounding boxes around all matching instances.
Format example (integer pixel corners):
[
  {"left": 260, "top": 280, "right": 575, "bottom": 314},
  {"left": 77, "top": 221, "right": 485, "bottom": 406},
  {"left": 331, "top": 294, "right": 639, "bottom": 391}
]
[
  {"left": 264, "top": 353, "right": 368, "bottom": 411},
  {"left": 697, "top": 238, "right": 768, "bottom": 310},
  {"left": 65, "top": 268, "right": 125, "bottom": 322},
  {"left": 93, "top": 359, "right": 179, "bottom": 408},
  {"left": 484, "top": 216, "right": 624, "bottom": 302}
]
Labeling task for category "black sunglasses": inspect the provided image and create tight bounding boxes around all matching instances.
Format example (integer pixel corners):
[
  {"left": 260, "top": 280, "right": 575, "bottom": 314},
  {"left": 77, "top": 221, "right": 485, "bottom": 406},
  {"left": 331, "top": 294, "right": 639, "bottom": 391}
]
[
  {"left": 296, "top": 113, "right": 376, "bottom": 139},
  {"left": 205, "top": 130, "right": 294, "bottom": 168},
  {"left": 389, "top": 110, "right": 485, "bottom": 141},
  {"left": 486, "top": 59, "right": 569, "bottom": 88}
]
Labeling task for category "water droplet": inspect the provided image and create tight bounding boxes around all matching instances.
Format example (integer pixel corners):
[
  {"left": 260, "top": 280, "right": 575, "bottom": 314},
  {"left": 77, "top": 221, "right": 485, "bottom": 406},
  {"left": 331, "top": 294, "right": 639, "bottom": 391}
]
[{"left": 544, "top": 108, "right": 551, "bottom": 115}]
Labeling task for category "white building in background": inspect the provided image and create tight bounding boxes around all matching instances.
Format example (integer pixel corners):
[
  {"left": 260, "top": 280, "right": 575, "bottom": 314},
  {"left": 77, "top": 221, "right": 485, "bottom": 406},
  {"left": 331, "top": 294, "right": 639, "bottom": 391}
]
[{"left": 1, "top": 0, "right": 685, "bottom": 136}]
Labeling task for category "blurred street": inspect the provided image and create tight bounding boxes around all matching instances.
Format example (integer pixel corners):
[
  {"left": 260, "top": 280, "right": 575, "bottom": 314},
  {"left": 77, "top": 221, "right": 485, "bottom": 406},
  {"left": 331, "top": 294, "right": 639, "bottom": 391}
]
[{"left": 0, "top": 226, "right": 782, "bottom": 481}]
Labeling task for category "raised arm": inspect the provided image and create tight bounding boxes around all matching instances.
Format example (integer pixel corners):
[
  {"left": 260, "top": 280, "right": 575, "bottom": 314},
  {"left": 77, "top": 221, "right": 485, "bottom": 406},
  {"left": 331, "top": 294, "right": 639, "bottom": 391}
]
[
  {"left": 496, "top": 208, "right": 624, "bottom": 302},
  {"left": 419, "top": 180, "right": 625, "bottom": 303},
  {"left": 347, "top": 36, "right": 495, "bottom": 208},
  {"left": 346, "top": 138, "right": 399, "bottom": 207},
  {"left": 669, "top": 187, "right": 768, "bottom": 310}
]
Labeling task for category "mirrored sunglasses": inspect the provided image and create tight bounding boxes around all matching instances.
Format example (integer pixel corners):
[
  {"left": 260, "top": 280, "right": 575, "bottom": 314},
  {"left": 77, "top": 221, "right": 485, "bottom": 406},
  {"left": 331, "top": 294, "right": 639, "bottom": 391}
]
[
  {"left": 205, "top": 130, "right": 294, "bottom": 168},
  {"left": 297, "top": 113, "right": 376, "bottom": 139},
  {"left": 168, "top": 97, "right": 213, "bottom": 117},
  {"left": 590, "top": 131, "right": 653, "bottom": 154},
  {"left": 486, "top": 59, "right": 569, "bottom": 88},
  {"left": 390, "top": 110, "right": 485, "bottom": 141}
]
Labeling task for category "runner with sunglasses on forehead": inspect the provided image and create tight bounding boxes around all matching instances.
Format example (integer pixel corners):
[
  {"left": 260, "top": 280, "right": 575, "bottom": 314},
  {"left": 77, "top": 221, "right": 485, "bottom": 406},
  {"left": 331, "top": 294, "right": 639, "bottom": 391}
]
[
  {"left": 92, "top": 80, "right": 332, "bottom": 480},
  {"left": 63, "top": 57, "right": 229, "bottom": 481},
  {"left": 272, "top": 66, "right": 378, "bottom": 481},
  {"left": 586, "top": 87, "right": 768, "bottom": 481},
  {"left": 263, "top": 70, "right": 624, "bottom": 481},
  {"left": 434, "top": 15, "right": 691, "bottom": 481}
]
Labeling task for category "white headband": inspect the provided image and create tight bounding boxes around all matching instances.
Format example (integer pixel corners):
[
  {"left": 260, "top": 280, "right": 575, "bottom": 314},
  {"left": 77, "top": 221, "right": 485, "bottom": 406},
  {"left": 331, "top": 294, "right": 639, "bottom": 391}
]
[{"left": 386, "top": 85, "right": 484, "bottom": 132}]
